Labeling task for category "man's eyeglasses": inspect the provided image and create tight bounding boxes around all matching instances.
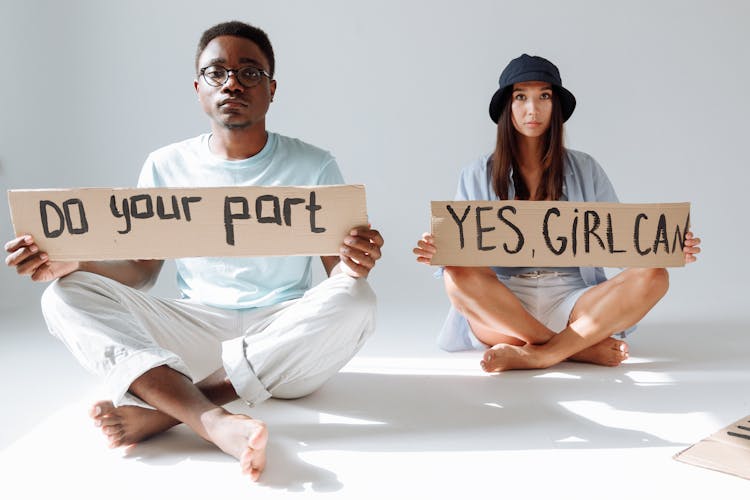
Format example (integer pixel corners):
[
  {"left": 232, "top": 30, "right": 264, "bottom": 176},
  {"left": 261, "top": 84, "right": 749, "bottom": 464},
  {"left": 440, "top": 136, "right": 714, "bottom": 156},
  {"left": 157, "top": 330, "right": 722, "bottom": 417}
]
[{"left": 199, "top": 65, "right": 271, "bottom": 88}]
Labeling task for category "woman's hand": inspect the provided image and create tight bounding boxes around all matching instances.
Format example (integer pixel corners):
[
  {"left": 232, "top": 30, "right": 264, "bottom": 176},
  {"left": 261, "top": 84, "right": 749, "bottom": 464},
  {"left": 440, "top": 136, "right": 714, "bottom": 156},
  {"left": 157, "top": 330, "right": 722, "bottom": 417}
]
[
  {"left": 413, "top": 232, "right": 437, "bottom": 265},
  {"left": 683, "top": 231, "right": 701, "bottom": 264}
]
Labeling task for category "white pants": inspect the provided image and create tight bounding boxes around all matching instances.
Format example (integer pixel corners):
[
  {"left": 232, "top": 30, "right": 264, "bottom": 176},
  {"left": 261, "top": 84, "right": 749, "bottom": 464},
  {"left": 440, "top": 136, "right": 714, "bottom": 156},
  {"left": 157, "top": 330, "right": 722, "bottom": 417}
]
[{"left": 41, "top": 271, "right": 376, "bottom": 408}]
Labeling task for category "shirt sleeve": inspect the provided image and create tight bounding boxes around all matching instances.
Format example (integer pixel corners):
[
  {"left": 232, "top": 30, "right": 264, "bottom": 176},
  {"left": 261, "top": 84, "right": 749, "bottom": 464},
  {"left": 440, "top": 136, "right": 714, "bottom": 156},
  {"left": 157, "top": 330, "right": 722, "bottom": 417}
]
[
  {"left": 317, "top": 156, "right": 345, "bottom": 185},
  {"left": 454, "top": 157, "right": 492, "bottom": 201},
  {"left": 591, "top": 157, "right": 619, "bottom": 203},
  {"left": 434, "top": 162, "right": 478, "bottom": 279},
  {"left": 136, "top": 154, "right": 158, "bottom": 188},
  {"left": 455, "top": 168, "right": 471, "bottom": 200}
]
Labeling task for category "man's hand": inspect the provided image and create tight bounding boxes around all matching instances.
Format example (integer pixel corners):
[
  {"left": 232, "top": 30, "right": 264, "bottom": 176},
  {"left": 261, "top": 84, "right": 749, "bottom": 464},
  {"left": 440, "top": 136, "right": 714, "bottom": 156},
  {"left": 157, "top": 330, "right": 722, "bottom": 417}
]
[
  {"left": 5, "top": 235, "right": 79, "bottom": 282},
  {"left": 337, "top": 226, "right": 384, "bottom": 278}
]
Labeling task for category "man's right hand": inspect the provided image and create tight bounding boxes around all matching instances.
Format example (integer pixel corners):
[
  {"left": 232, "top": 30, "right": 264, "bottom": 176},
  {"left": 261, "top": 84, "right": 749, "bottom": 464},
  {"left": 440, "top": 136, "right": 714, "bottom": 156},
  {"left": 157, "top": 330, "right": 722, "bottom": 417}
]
[{"left": 5, "top": 235, "right": 79, "bottom": 282}]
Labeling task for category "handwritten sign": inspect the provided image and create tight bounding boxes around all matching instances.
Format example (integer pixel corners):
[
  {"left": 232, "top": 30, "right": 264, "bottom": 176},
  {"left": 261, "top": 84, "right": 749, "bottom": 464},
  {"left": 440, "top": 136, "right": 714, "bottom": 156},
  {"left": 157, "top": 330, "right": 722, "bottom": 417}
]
[
  {"left": 431, "top": 201, "right": 690, "bottom": 267},
  {"left": 7, "top": 185, "right": 368, "bottom": 260}
]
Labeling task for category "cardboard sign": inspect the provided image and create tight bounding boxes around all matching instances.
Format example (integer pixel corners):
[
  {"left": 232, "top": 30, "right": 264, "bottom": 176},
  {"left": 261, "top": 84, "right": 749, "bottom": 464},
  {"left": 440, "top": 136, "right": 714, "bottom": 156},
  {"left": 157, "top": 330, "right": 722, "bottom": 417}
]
[
  {"left": 674, "top": 414, "right": 750, "bottom": 480},
  {"left": 7, "top": 185, "right": 368, "bottom": 260},
  {"left": 431, "top": 201, "right": 690, "bottom": 267}
]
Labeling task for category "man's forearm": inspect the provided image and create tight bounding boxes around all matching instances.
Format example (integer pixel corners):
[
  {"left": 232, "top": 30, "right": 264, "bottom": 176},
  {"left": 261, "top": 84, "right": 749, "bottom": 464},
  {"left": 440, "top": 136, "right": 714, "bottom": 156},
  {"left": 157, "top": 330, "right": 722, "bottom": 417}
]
[{"left": 78, "top": 259, "right": 163, "bottom": 289}]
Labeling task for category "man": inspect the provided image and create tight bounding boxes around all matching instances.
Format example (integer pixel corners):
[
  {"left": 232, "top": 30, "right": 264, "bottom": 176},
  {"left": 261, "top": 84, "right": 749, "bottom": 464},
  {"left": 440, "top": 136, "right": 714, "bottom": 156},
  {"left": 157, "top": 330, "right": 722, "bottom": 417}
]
[{"left": 4, "top": 21, "right": 383, "bottom": 481}]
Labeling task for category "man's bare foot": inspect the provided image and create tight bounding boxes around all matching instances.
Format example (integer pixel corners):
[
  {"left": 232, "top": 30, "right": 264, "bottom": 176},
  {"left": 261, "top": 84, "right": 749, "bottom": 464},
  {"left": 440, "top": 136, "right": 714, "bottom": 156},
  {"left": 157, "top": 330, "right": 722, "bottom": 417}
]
[
  {"left": 89, "top": 401, "right": 180, "bottom": 448},
  {"left": 481, "top": 343, "right": 549, "bottom": 372},
  {"left": 568, "top": 337, "right": 629, "bottom": 366},
  {"left": 201, "top": 408, "right": 268, "bottom": 481}
]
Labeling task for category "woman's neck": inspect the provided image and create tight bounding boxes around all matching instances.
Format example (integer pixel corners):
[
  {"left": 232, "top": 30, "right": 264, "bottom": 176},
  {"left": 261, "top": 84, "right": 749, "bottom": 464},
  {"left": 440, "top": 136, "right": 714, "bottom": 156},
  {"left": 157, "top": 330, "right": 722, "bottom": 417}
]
[{"left": 516, "top": 136, "right": 545, "bottom": 199}]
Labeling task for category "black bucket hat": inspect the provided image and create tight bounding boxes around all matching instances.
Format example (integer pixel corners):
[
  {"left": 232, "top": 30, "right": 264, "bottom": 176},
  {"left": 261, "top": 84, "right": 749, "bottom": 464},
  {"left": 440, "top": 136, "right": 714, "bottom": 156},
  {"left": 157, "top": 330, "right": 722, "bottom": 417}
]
[{"left": 489, "top": 54, "right": 576, "bottom": 123}]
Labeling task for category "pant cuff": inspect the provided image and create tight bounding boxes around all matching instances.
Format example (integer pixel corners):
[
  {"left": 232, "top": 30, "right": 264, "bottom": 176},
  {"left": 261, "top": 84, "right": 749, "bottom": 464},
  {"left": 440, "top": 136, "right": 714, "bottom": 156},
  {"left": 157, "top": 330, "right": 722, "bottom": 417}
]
[
  {"left": 222, "top": 336, "right": 272, "bottom": 407},
  {"left": 104, "top": 347, "right": 189, "bottom": 407}
]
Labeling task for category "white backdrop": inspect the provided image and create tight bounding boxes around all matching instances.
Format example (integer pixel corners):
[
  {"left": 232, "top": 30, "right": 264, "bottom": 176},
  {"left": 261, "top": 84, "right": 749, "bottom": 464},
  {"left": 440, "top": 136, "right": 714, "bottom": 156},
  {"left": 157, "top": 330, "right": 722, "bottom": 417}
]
[{"left": 1, "top": 0, "right": 748, "bottom": 325}]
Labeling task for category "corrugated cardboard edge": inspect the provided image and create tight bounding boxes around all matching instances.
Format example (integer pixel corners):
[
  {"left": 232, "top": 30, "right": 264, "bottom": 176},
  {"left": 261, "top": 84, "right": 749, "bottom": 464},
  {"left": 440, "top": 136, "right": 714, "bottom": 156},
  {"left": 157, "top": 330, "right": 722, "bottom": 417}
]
[{"left": 673, "top": 414, "right": 750, "bottom": 481}]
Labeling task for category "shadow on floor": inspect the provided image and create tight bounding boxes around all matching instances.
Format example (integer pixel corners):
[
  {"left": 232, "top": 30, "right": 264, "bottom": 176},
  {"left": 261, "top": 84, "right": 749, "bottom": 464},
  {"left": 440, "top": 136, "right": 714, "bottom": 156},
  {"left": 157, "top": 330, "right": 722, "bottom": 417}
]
[{"left": 4, "top": 318, "right": 749, "bottom": 492}]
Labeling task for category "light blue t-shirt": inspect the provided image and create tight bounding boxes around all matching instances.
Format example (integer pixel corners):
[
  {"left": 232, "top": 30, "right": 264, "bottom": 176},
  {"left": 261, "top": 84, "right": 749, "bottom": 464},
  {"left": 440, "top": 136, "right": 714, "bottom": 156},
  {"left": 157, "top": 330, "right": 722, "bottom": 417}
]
[
  {"left": 437, "top": 149, "right": 620, "bottom": 351},
  {"left": 138, "top": 132, "right": 345, "bottom": 309}
]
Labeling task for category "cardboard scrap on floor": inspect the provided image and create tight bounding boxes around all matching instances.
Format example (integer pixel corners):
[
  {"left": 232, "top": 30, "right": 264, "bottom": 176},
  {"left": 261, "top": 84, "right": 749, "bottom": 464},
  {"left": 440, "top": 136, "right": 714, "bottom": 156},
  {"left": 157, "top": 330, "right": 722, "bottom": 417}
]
[{"left": 674, "top": 414, "right": 750, "bottom": 480}]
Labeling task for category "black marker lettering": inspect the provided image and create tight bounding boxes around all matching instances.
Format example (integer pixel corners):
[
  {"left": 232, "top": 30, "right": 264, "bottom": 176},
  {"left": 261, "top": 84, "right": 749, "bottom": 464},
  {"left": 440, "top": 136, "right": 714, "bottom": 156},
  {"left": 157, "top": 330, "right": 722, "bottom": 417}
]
[
  {"left": 446, "top": 204, "right": 471, "bottom": 249},
  {"left": 180, "top": 196, "right": 202, "bottom": 222},
  {"left": 256, "top": 195, "right": 282, "bottom": 225},
  {"left": 62, "top": 199, "right": 88, "bottom": 234},
  {"left": 156, "top": 195, "right": 181, "bottom": 220},
  {"left": 283, "top": 197, "right": 305, "bottom": 226},
  {"left": 130, "top": 194, "right": 154, "bottom": 219},
  {"left": 498, "top": 205, "right": 524, "bottom": 254},
  {"left": 671, "top": 213, "right": 691, "bottom": 253},
  {"left": 584, "top": 210, "right": 606, "bottom": 253},
  {"left": 476, "top": 206, "right": 496, "bottom": 251},
  {"left": 571, "top": 208, "right": 579, "bottom": 256},
  {"left": 110, "top": 195, "right": 132, "bottom": 235},
  {"left": 634, "top": 213, "right": 651, "bottom": 255},
  {"left": 224, "top": 196, "right": 250, "bottom": 246},
  {"left": 606, "top": 213, "right": 625, "bottom": 254},
  {"left": 39, "top": 200, "right": 65, "bottom": 238},
  {"left": 306, "top": 191, "right": 325, "bottom": 233},
  {"left": 543, "top": 208, "right": 567, "bottom": 255},
  {"left": 652, "top": 214, "right": 669, "bottom": 254}
]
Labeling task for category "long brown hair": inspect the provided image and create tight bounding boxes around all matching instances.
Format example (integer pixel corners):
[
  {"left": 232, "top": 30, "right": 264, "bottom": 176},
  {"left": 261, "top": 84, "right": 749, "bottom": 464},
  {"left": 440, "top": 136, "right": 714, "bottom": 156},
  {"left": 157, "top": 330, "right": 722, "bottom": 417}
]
[{"left": 491, "top": 90, "right": 566, "bottom": 200}]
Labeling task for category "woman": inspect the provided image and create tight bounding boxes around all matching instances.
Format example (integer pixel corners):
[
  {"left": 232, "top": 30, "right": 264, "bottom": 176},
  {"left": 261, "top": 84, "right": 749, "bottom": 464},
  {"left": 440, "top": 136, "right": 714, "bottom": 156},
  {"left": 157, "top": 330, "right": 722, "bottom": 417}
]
[{"left": 413, "top": 54, "right": 701, "bottom": 373}]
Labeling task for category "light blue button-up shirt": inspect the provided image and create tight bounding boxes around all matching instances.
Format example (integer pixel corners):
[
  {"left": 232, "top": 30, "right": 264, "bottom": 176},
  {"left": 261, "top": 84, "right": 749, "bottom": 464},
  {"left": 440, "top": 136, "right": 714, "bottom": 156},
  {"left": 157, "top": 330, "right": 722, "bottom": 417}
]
[{"left": 436, "top": 149, "right": 620, "bottom": 351}]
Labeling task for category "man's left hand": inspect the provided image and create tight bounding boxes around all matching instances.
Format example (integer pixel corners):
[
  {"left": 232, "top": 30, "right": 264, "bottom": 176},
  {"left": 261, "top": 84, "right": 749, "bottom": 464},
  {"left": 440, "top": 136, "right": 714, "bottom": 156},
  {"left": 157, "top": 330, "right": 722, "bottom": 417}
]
[{"left": 338, "top": 226, "right": 384, "bottom": 278}]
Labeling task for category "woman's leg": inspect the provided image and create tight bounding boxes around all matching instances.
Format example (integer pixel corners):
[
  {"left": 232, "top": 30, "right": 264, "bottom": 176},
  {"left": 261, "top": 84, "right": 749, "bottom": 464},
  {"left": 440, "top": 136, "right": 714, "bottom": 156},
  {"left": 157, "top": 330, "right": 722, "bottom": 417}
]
[
  {"left": 443, "top": 266, "right": 555, "bottom": 346},
  {"left": 481, "top": 268, "right": 669, "bottom": 372}
]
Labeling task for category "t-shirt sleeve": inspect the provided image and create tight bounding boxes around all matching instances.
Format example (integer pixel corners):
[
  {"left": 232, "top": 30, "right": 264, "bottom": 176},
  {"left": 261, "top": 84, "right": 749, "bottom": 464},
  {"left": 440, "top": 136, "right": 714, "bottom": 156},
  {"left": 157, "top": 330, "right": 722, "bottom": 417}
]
[
  {"left": 136, "top": 154, "right": 158, "bottom": 188},
  {"left": 317, "top": 156, "right": 345, "bottom": 185}
]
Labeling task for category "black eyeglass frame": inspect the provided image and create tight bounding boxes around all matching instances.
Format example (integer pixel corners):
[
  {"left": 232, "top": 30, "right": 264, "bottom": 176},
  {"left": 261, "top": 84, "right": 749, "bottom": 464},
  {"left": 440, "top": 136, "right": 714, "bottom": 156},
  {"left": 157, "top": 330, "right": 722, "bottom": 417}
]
[{"left": 199, "top": 65, "right": 272, "bottom": 88}]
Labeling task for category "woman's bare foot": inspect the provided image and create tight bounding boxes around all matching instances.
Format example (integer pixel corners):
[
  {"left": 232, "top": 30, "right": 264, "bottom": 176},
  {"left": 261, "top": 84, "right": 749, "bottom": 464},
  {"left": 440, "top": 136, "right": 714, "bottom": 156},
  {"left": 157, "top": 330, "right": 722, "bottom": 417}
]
[
  {"left": 568, "top": 337, "right": 628, "bottom": 366},
  {"left": 481, "top": 337, "right": 629, "bottom": 373},
  {"left": 201, "top": 408, "right": 268, "bottom": 481},
  {"left": 481, "top": 343, "right": 549, "bottom": 372},
  {"left": 89, "top": 401, "right": 179, "bottom": 448}
]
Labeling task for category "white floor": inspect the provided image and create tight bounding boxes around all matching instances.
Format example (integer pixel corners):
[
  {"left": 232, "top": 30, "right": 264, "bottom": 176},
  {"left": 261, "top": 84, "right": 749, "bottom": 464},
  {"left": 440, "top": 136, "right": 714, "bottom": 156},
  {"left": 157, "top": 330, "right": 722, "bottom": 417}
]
[{"left": 1, "top": 305, "right": 749, "bottom": 499}]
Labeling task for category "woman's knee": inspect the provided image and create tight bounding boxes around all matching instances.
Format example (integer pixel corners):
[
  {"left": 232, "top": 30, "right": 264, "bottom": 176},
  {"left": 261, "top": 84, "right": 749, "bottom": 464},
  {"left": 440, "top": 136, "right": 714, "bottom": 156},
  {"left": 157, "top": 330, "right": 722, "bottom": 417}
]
[
  {"left": 637, "top": 268, "right": 670, "bottom": 298},
  {"left": 443, "top": 266, "right": 489, "bottom": 312}
]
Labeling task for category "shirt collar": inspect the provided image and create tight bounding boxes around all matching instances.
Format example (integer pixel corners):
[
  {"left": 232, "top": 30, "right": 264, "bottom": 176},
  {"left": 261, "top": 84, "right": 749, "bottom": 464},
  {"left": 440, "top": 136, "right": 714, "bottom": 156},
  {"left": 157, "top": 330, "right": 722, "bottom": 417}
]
[{"left": 502, "top": 160, "right": 571, "bottom": 200}]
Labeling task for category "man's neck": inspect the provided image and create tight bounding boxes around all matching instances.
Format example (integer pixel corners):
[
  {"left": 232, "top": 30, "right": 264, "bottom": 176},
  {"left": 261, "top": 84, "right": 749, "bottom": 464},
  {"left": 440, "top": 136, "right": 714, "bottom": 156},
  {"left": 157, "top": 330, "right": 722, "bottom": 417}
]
[{"left": 209, "top": 126, "right": 269, "bottom": 160}]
